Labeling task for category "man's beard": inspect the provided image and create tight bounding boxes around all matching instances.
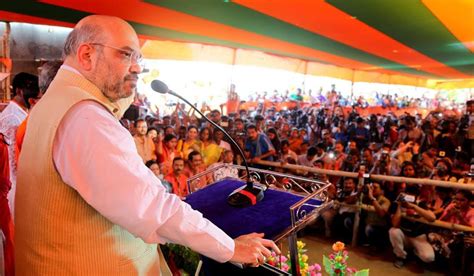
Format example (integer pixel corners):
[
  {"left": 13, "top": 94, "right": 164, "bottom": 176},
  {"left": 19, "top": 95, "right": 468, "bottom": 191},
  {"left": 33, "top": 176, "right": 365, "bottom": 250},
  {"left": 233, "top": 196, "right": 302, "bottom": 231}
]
[
  {"left": 93, "top": 57, "right": 137, "bottom": 102},
  {"left": 101, "top": 74, "right": 137, "bottom": 102}
]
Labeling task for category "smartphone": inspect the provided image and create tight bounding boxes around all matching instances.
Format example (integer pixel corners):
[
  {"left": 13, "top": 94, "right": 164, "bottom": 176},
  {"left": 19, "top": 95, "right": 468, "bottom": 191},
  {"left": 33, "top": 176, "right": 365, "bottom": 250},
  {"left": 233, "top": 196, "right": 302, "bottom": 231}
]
[{"left": 396, "top": 193, "right": 416, "bottom": 203}]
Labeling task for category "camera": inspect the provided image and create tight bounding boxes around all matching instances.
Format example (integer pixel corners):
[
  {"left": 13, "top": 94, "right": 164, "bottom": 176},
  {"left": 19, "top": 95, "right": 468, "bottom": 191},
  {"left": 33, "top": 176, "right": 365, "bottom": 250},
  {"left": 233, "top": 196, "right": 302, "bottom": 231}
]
[
  {"left": 362, "top": 182, "right": 372, "bottom": 195},
  {"left": 395, "top": 193, "right": 416, "bottom": 203},
  {"left": 379, "top": 150, "right": 389, "bottom": 167},
  {"left": 436, "top": 165, "right": 448, "bottom": 177}
]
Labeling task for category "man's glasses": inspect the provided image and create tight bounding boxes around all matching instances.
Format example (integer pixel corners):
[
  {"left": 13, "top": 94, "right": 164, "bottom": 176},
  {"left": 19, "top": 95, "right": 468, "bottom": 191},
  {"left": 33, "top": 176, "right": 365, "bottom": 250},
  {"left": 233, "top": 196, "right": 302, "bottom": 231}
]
[{"left": 90, "top": 43, "right": 143, "bottom": 66}]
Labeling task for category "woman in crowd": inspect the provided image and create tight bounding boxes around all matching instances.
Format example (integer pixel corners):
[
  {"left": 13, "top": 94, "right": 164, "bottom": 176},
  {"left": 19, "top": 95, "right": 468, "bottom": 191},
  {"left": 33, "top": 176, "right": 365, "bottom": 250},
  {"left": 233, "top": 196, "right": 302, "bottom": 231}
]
[
  {"left": 177, "top": 125, "right": 201, "bottom": 160},
  {"left": 199, "top": 127, "right": 222, "bottom": 166},
  {"left": 266, "top": 127, "right": 281, "bottom": 158},
  {"left": 156, "top": 133, "right": 181, "bottom": 175},
  {"left": 440, "top": 190, "right": 474, "bottom": 227},
  {"left": 145, "top": 160, "right": 172, "bottom": 192}
]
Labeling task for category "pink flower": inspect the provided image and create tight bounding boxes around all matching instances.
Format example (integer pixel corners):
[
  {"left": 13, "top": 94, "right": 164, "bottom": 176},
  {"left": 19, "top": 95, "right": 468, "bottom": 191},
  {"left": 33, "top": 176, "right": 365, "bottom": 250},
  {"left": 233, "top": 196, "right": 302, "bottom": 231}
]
[
  {"left": 329, "top": 253, "right": 335, "bottom": 260},
  {"left": 343, "top": 250, "right": 348, "bottom": 256},
  {"left": 308, "top": 264, "right": 322, "bottom": 273},
  {"left": 347, "top": 267, "right": 357, "bottom": 273}
]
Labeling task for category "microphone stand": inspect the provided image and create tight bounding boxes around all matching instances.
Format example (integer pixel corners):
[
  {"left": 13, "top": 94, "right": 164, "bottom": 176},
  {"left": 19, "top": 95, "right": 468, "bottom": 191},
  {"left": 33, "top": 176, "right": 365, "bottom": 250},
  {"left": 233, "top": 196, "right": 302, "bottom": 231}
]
[{"left": 153, "top": 83, "right": 264, "bottom": 206}]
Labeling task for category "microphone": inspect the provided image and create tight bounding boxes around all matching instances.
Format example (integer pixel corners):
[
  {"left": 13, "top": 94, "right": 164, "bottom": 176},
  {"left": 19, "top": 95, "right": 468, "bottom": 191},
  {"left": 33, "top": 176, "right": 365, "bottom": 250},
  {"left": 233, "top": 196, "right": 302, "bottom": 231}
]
[{"left": 151, "top": 80, "right": 264, "bottom": 207}]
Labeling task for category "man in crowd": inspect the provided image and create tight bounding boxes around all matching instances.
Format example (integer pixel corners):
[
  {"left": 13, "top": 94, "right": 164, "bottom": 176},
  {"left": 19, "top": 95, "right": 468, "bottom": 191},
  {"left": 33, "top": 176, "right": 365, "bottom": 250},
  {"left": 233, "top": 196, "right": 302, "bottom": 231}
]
[
  {"left": 210, "top": 109, "right": 222, "bottom": 125},
  {"left": 15, "top": 15, "right": 278, "bottom": 274},
  {"left": 16, "top": 60, "right": 63, "bottom": 156},
  {"left": 133, "top": 118, "right": 157, "bottom": 163},
  {"left": 297, "top": 146, "right": 318, "bottom": 167},
  {"left": 371, "top": 144, "right": 400, "bottom": 175},
  {"left": 245, "top": 124, "right": 276, "bottom": 164},
  {"left": 209, "top": 149, "right": 239, "bottom": 181},
  {"left": 389, "top": 195, "right": 436, "bottom": 268},
  {"left": 321, "top": 177, "right": 358, "bottom": 238},
  {"left": 0, "top": 62, "right": 61, "bottom": 276},
  {"left": 321, "top": 129, "right": 335, "bottom": 150},
  {"left": 349, "top": 117, "right": 370, "bottom": 150},
  {"left": 185, "top": 150, "right": 211, "bottom": 190},
  {"left": 165, "top": 157, "right": 189, "bottom": 199},
  {"left": 0, "top": 72, "right": 39, "bottom": 214},
  {"left": 231, "top": 118, "right": 246, "bottom": 138},
  {"left": 362, "top": 182, "right": 390, "bottom": 251}
]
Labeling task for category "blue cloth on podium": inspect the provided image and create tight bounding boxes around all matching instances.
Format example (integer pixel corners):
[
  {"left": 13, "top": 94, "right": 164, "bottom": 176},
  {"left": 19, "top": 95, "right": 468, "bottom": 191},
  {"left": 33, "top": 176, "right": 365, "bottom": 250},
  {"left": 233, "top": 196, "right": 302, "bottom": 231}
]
[{"left": 185, "top": 178, "right": 322, "bottom": 240}]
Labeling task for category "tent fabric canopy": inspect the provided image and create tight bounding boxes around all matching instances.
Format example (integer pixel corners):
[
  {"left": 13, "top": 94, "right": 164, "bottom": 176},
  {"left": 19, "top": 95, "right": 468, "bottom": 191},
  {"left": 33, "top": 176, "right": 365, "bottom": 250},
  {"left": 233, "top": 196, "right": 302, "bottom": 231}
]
[
  {"left": 1, "top": 0, "right": 473, "bottom": 88},
  {"left": 141, "top": 40, "right": 430, "bottom": 87}
]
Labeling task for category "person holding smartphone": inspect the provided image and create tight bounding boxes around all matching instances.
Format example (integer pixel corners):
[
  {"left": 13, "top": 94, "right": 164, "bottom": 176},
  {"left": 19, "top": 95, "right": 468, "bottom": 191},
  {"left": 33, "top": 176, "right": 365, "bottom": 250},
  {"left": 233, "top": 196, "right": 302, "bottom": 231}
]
[
  {"left": 362, "top": 183, "right": 390, "bottom": 251},
  {"left": 389, "top": 193, "right": 436, "bottom": 268}
]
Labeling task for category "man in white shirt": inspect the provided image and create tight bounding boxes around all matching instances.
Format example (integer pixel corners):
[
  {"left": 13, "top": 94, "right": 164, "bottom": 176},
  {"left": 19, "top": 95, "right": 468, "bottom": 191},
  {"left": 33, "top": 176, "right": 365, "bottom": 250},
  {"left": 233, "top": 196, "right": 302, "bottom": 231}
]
[
  {"left": 15, "top": 15, "right": 278, "bottom": 273},
  {"left": 297, "top": 146, "right": 318, "bottom": 167},
  {"left": 0, "top": 72, "right": 39, "bottom": 214},
  {"left": 209, "top": 150, "right": 239, "bottom": 181}
]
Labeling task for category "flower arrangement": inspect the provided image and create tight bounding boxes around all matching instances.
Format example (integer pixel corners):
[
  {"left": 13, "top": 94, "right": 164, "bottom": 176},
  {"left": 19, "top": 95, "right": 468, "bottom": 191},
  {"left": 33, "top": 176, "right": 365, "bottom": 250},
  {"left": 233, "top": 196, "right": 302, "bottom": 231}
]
[
  {"left": 323, "top": 242, "right": 369, "bottom": 276},
  {"left": 266, "top": 241, "right": 322, "bottom": 276},
  {"left": 266, "top": 241, "right": 369, "bottom": 276}
]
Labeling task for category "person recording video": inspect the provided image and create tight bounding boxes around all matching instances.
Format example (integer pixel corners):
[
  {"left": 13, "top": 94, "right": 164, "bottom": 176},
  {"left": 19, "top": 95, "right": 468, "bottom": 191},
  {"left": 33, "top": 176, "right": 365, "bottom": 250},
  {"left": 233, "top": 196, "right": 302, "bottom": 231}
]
[
  {"left": 431, "top": 158, "right": 456, "bottom": 182},
  {"left": 361, "top": 182, "right": 390, "bottom": 251},
  {"left": 370, "top": 144, "right": 400, "bottom": 175},
  {"left": 389, "top": 192, "right": 436, "bottom": 268}
]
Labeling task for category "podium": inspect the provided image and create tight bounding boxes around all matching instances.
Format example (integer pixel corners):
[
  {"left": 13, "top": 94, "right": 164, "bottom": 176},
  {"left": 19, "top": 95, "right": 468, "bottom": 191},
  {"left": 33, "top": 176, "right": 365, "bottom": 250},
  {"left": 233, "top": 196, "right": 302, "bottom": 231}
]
[{"left": 185, "top": 164, "right": 332, "bottom": 275}]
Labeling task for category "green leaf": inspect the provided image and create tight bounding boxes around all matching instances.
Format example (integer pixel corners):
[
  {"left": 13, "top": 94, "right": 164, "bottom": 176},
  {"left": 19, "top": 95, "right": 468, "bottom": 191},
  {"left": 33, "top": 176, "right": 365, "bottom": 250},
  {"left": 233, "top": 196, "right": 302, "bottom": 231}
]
[
  {"left": 323, "top": 255, "right": 333, "bottom": 274},
  {"left": 354, "top": 269, "right": 370, "bottom": 276}
]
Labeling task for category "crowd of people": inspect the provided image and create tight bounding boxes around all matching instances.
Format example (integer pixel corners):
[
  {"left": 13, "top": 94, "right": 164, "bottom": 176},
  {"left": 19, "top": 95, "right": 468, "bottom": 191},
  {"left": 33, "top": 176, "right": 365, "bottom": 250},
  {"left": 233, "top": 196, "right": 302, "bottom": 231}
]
[
  {"left": 239, "top": 84, "right": 465, "bottom": 112},
  {"left": 124, "top": 85, "right": 474, "bottom": 273}
]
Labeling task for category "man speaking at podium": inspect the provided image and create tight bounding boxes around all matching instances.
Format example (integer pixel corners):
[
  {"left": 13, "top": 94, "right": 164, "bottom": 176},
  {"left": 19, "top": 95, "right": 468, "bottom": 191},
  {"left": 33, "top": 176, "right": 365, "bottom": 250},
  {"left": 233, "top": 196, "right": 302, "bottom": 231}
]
[{"left": 15, "top": 15, "right": 278, "bottom": 275}]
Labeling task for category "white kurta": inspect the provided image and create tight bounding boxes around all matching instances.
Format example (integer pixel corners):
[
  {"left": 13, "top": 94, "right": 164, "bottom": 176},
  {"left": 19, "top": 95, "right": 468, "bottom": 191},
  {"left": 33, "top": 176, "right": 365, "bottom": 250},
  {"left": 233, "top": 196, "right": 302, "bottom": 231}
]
[
  {"left": 0, "top": 100, "right": 27, "bottom": 215},
  {"left": 53, "top": 100, "right": 234, "bottom": 263}
]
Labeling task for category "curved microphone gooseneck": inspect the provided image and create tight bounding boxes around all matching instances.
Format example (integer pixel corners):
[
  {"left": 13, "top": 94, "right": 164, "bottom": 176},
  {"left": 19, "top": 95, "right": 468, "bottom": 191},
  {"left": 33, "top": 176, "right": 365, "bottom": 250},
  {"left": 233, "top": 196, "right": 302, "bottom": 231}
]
[{"left": 150, "top": 80, "right": 264, "bottom": 207}]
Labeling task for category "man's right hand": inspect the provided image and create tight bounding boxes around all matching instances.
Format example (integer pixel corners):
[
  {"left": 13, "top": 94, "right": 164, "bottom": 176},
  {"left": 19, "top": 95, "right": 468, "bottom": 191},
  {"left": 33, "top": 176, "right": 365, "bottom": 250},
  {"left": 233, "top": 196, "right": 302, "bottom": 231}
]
[{"left": 230, "top": 233, "right": 280, "bottom": 266}]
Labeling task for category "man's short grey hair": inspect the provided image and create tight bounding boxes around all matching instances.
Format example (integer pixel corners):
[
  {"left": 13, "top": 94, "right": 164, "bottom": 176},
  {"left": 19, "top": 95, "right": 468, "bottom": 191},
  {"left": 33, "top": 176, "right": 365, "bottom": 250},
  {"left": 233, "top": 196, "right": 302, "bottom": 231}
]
[
  {"left": 62, "top": 24, "right": 105, "bottom": 58},
  {"left": 39, "top": 60, "right": 63, "bottom": 93}
]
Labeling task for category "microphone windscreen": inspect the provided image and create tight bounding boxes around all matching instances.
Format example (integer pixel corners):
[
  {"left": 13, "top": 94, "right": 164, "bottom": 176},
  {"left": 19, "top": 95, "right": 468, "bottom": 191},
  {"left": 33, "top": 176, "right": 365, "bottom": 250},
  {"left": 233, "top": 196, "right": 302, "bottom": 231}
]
[{"left": 151, "top": 80, "right": 169, "bottom": 94}]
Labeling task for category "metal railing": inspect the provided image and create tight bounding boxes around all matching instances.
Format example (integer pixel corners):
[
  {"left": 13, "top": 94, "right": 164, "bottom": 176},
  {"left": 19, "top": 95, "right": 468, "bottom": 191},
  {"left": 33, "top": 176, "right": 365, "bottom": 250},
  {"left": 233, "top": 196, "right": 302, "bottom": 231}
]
[{"left": 256, "top": 160, "right": 474, "bottom": 191}]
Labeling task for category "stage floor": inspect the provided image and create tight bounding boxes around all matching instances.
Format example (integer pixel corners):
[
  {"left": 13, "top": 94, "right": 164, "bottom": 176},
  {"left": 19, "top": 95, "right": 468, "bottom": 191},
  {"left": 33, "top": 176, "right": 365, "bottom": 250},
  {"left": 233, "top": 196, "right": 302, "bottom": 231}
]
[{"left": 300, "top": 234, "right": 444, "bottom": 276}]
